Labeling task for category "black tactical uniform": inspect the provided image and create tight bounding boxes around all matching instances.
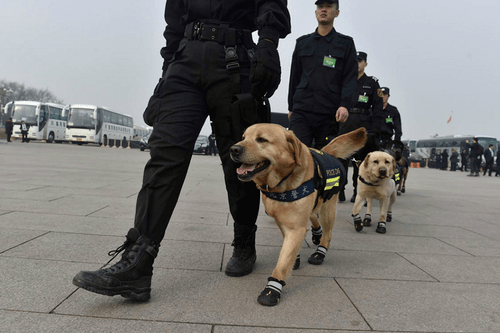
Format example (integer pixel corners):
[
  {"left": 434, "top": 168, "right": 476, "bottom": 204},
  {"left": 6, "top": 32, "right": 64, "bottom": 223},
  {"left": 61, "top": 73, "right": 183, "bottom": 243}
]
[
  {"left": 288, "top": 27, "right": 357, "bottom": 148},
  {"left": 73, "top": 0, "right": 290, "bottom": 301},
  {"left": 338, "top": 52, "right": 383, "bottom": 202},
  {"left": 375, "top": 103, "right": 402, "bottom": 147}
]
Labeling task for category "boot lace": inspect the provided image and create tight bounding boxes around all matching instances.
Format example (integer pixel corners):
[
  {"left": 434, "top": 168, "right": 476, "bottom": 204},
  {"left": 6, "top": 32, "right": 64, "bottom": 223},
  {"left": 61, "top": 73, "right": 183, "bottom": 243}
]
[{"left": 100, "top": 239, "right": 142, "bottom": 272}]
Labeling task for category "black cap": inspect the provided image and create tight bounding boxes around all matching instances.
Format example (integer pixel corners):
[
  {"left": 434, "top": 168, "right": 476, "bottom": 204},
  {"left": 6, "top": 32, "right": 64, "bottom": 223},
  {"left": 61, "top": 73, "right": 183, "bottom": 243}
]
[
  {"left": 357, "top": 51, "right": 367, "bottom": 61},
  {"left": 315, "top": 0, "right": 338, "bottom": 5},
  {"left": 380, "top": 87, "right": 390, "bottom": 95}
]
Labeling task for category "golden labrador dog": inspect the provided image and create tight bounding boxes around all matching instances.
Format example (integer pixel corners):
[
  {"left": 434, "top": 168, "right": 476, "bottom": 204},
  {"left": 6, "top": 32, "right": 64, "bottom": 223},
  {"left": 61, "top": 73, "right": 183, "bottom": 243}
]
[
  {"left": 230, "top": 124, "right": 366, "bottom": 306},
  {"left": 352, "top": 151, "right": 397, "bottom": 234}
]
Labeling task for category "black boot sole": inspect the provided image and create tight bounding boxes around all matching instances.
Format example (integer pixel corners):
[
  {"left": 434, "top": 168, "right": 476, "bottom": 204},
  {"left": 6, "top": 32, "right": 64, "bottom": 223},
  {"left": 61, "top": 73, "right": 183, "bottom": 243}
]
[{"left": 73, "top": 277, "right": 151, "bottom": 301}]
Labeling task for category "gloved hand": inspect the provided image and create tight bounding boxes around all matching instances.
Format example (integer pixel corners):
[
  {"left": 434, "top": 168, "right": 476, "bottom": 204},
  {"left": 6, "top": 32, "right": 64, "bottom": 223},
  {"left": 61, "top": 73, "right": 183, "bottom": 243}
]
[{"left": 250, "top": 39, "right": 281, "bottom": 99}]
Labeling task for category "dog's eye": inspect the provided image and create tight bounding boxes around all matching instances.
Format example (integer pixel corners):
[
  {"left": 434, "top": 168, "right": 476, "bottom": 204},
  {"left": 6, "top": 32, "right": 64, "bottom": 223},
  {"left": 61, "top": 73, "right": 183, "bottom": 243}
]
[
  {"left": 374, "top": 160, "right": 379, "bottom": 164},
  {"left": 256, "top": 137, "right": 268, "bottom": 143}
]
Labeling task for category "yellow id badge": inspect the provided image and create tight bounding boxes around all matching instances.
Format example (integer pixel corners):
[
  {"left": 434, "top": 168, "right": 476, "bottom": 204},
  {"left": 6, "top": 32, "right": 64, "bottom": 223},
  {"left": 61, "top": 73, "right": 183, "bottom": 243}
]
[{"left": 323, "top": 56, "right": 336, "bottom": 68}]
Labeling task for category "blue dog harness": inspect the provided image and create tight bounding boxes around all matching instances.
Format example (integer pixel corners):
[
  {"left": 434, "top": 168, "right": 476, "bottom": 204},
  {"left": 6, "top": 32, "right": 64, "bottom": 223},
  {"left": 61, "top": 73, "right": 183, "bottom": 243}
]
[{"left": 262, "top": 148, "right": 346, "bottom": 206}]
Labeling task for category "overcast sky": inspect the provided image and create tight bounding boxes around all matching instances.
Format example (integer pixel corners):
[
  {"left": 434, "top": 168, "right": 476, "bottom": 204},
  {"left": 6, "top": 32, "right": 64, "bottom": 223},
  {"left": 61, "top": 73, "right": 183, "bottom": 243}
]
[{"left": 2, "top": 0, "right": 499, "bottom": 140}]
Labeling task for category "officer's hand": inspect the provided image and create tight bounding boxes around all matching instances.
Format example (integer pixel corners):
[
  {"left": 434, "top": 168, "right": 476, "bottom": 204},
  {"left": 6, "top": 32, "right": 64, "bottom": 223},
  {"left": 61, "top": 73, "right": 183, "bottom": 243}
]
[
  {"left": 288, "top": 111, "right": 293, "bottom": 121},
  {"left": 336, "top": 107, "right": 349, "bottom": 123},
  {"left": 250, "top": 39, "right": 281, "bottom": 99}
]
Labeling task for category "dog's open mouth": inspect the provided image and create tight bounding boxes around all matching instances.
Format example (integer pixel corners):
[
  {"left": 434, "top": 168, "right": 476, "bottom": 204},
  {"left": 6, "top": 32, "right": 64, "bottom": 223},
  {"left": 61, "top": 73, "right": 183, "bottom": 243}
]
[{"left": 236, "top": 160, "right": 270, "bottom": 181}]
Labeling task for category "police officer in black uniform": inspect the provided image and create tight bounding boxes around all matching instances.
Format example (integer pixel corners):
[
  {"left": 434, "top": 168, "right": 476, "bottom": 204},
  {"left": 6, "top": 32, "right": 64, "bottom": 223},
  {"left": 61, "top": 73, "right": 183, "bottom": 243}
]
[
  {"left": 73, "top": 0, "right": 291, "bottom": 301},
  {"left": 375, "top": 87, "right": 402, "bottom": 148},
  {"left": 288, "top": 0, "right": 357, "bottom": 149},
  {"left": 338, "top": 51, "right": 383, "bottom": 202}
]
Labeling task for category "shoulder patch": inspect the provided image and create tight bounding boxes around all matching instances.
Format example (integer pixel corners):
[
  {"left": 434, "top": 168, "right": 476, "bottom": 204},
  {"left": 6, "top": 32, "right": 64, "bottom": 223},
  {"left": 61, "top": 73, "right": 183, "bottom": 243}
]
[
  {"left": 370, "top": 76, "right": 379, "bottom": 82},
  {"left": 377, "top": 88, "right": 383, "bottom": 98}
]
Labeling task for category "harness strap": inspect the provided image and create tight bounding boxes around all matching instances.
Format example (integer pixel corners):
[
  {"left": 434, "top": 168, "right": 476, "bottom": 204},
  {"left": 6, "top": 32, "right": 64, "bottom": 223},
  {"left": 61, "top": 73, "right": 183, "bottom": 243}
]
[
  {"left": 359, "top": 176, "right": 379, "bottom": 186},
  {"left": 261, "top": 179, "right": 315, "bottom": 202}
]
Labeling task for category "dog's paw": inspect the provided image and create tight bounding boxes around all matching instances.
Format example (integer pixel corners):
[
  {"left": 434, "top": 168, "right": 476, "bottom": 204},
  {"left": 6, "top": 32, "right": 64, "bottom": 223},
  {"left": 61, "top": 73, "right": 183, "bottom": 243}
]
[
  {"left": 386, "top": 212, "right": 392, "bottom": 222},
  {"left": 401, "top": 187, "right": 406, "bottom": 193},
  {"left": 376, "top": 222, "right": 386, "bottom": 234},
  {"left": 293, "top": 254, "right": 300, "bottom": 270},
  {"left": 311, "top": 226, "right": 323, "bottom": 245},
  {"left": 353, "top": 214, "right": 363, "bottom": 232},
  {"left": 363, "top": 214, "right": 372, "bottom": 227},
  {"left": 257, "top": 277, "right": 285, "bottom": 306},
  {"left": 308, "top": 246, "right": 327, "bottom": 265},
  {"left": 397, "top": 190, "right": 402, "bottom": 196}
]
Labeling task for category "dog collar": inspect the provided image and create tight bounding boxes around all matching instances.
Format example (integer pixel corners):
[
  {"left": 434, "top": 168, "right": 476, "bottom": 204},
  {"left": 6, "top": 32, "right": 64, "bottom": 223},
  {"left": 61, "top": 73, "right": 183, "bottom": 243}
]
[
  {"left": 261, "top": 178, "right": 315, "bottom": 202},
  {"left": 359, "top": 176, "right": 380, "bottom": 186}
]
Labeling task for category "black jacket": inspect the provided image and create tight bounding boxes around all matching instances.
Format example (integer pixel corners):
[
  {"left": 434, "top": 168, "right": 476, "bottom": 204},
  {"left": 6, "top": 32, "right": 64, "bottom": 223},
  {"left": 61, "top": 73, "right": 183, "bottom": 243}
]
[
  {"left": 5, "top": 120, "right": 13, "bottom": 134},
  {"left": 288, "top": 27, "right": 357, "bottom": 115},
  {"left": 161, "top": 0, "right": 291, "bottom": 72},
  {"left": 339, "top": 73, "right": 382, "bottom": 134},
  {"left": 375, "top": 103, "right": 402, "bottom": 140},
  {"left": 470, "top": 142, "right": 482, "bottom": 158},
  {"left": 485, "top": 148, "right": 494, "bottom": 163}
]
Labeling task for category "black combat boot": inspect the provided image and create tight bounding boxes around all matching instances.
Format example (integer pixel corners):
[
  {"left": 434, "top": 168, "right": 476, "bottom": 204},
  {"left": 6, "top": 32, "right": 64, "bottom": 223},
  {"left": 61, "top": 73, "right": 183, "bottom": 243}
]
[
  {"left": 73, "top": 228, "right": 159, "bottom": 301},
  {"left": 225, "top": 223, "right": 257, "bottom": 277}
]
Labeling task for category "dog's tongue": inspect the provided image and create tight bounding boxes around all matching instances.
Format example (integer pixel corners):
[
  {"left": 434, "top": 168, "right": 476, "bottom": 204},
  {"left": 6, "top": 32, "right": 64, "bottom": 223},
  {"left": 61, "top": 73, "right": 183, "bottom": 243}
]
[{"left": 237, "top": 164, "right": 255, "bottom": 175}]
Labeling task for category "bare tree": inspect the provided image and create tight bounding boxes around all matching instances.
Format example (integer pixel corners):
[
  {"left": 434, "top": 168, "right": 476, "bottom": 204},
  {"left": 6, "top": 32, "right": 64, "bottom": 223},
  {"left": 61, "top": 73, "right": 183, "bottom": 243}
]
[{"left": 0, "top": 80, "right": 64, "bottom": 104}]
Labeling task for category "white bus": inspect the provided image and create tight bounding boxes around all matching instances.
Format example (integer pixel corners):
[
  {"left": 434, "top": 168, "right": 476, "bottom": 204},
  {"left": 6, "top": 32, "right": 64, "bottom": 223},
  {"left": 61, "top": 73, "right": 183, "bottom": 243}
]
[
  {"left": 10, "top": 101, "right": 67, "bottom": 143},
  {"left": 133, "top": 124, "right": 150, "bottom": 141},
  {"left": 407, "top": 135, "right": 497, "bottom": 167},
  {"left": 65, "top": 104, "right": 133, "bottom": 146}
]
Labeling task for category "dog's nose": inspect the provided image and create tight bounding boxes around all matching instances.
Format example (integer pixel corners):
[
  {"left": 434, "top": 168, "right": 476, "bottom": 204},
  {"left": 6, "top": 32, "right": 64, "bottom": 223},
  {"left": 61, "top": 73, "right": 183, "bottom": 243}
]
[
  {"left": 379, "top": 168, "right": 387, "bottom": 176},
  {"left": 230, "top": 145, "right": 243, "bottom": 155}
]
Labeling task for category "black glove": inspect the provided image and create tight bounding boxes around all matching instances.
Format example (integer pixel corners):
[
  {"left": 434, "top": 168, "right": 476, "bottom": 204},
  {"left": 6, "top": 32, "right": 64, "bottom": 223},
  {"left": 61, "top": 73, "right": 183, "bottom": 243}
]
[{"left": 250, "top": 39, "right": 281, "bottom": 99}]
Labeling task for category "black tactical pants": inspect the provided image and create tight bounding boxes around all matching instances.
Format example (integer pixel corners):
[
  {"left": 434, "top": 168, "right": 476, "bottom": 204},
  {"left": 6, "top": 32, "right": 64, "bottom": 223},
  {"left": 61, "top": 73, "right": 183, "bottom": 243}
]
[{"left": 134, "top": 38, "right": 260, "bottom": 244}]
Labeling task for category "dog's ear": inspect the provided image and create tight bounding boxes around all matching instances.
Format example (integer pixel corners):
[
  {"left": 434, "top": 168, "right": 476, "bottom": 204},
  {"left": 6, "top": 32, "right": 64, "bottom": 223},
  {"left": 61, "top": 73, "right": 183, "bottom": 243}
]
[
  {"left": 364, "top": 153, "right": 371, "bottom": 167},
  {"left": 391, "top": 156, "right": 396, "bottom": 174},
  {"left": 285, "top": 130, "right": 301, "bottom": 166}
]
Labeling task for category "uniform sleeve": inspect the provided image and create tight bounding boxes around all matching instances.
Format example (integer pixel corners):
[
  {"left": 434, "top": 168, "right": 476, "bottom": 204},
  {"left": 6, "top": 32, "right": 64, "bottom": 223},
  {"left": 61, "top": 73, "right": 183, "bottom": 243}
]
[
  {"left": 255, "top": 0, "right": 291, "bottom": 44},
  {"left": 160, "top": 0, "right": 186, "bottom": 73},
  {"left": 371, "top": 80, "right": 384, "bottom": 117},
  {"left": 288, "top": 42, "right": 300, "bottom": 111},
  {"left": 393, "top": 107, "right": 402, "bottom": 140},
  {"left": 340, "top": 39, "right": 357, "bottom": 110}
]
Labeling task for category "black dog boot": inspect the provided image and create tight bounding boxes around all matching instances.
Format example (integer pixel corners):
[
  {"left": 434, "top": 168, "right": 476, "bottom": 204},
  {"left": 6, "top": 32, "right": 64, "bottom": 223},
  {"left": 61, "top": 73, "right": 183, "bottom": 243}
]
[
  {"left": 401, "top": 186, "right": 406, "bottom": 193},
  {"left": 308, "top": 246, "right": 327, "bottom": 265},
  {"left": 293, "top": 253, "right": 300, "bottom": 270},
  {"left": 363, "top": 214, "right": 372, "bottom": 227},
  {"left": 397, "top": 189, "right": 402, "bottom": 196},
  {"left": 387, "top": 211, "right": 392, "bottom": 222},
  {"left": 376, "top": 222, "right": 387, "bottom": 234},
  {"left": 225, "top": 224, "right": 257, "bottom": 277},
  {"left": 257, "top": 277, "right": 286, "bottom": 306},
  {"left": 311, "top": 225, "right": 323, "bottom": 245},
  {"left": 72, "top": 228, "right": 159, "bottom": 301},
  {"left": 353, "top": 213, "right": 363, "bottom": 232}
]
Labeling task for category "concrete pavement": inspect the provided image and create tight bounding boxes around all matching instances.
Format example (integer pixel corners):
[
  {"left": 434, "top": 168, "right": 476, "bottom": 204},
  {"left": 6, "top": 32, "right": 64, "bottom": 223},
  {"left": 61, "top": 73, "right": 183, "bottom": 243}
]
[{"left": 1, "top": 139, "right": 500, "bottom": 333}]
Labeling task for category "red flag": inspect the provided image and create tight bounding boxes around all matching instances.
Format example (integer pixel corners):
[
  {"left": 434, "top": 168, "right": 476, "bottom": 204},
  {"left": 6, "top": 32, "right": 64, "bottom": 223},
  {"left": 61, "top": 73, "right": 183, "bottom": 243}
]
[{"left": 447, "top": 112, "right": 452, "bottom": 123}]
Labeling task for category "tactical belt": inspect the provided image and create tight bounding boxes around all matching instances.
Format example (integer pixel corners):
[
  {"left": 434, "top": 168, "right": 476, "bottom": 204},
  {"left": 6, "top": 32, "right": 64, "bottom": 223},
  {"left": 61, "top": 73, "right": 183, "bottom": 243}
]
[
  {"left": 184, "top": 21, "right": 253, "bottom": 48},
  {"left": 350, "top": 108, "right": 370, "bottom": 114}
]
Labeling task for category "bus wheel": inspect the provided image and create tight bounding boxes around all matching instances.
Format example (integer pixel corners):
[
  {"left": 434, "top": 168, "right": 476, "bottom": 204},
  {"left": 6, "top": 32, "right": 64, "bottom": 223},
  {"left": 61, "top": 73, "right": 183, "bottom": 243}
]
[{"left": 47, "top": 132, "right": 55, "bottom": 143}]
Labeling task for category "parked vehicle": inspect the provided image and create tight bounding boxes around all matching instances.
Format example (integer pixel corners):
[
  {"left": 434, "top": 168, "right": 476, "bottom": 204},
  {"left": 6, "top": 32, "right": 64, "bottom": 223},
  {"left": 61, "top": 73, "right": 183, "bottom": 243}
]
[
  {"left": 193, "top": 135, "right": 208, "bottom": 154},
  {"left": 139, "top": 133, "right": 150, "bottom": 151}
]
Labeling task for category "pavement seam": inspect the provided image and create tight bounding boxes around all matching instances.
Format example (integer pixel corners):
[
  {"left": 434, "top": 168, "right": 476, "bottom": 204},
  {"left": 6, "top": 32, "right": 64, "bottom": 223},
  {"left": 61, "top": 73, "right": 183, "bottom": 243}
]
[
  {"left": 396, "top": 252, "right": 440, "bottom": 282},
  {"left": 0, "top": 230, "right": 51, "bottom": 255},
  {"left": 334, "top": 278, "right": 374, "bottom": 331},
  {"left": 85, "top": 205, "right": 110, "bottom": 217}
]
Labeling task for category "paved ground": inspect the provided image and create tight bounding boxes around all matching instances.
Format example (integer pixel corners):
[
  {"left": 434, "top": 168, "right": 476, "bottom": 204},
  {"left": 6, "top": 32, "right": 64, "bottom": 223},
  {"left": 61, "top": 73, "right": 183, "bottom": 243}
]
[{"left": 1, "top": 139, "right": 499, "bottom": 333}]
